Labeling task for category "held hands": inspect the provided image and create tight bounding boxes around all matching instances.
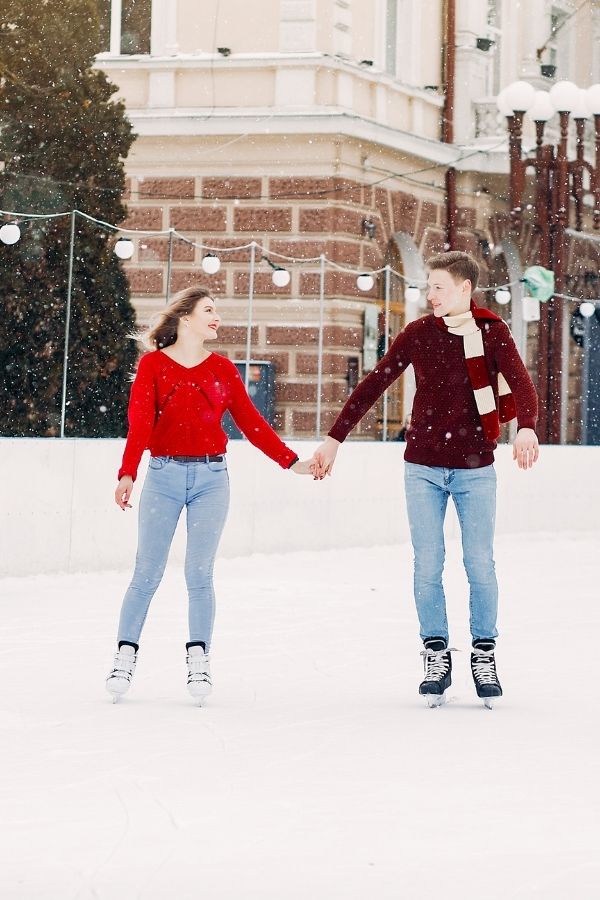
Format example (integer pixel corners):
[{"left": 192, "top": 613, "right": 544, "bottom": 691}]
[
  {"left": 310, "top": 436, "right": 340, "bottom": 479},
  {"left": 291, "top": 437, "right": 340, "bottom": 479},
  {"left": 513, "top": 428, "right": 539, "bottom": 470},
  {"left": 115, "top": 475, "right": 134, "bottom": 510}
]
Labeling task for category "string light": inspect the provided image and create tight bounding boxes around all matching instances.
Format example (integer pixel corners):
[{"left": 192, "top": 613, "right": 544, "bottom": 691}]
[
  {"left": 261, "top": 254, "right": 291, "bottom": 287},
  {"left": 0, "top": 223, "right": 21, "bottom": 245},
  {"left": 201, "top": 252, "right": 221, "bottom": 275},
  {"left": 114, "top": 238, "right": 134, "bottom": 260},
  {"left": 356, "top": 273, "right": 375, "bottom": 291},
  {"left": 0, "top": 205, "right": 594, "bottom": 305},
  {"left": 494, "top": 288, "right": 511, "bottom": 305},
  {"left": 579, "top": 301, "right": 596, "bottom": 318}
]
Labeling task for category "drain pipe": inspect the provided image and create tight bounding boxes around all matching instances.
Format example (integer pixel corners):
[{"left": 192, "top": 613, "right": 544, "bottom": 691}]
[{"left": 443, "top": 0, "right": 457, "bottom": 250}]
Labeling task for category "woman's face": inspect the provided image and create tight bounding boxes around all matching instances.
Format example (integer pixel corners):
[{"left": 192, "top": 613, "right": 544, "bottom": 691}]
[{"left": 182, "top": 297, "right": 221, "bottom": 341}]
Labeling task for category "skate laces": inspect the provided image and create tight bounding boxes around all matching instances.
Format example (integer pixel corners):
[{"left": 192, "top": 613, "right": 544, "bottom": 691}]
[
  {"left": 420, "top": 647, "right": 456, "bottom": 682},
  {"left": 187, "top": 651, "right": 211, "bottom": 683},
  {"left": 471, "top": 647, "right": 498, "bottom": 684}
]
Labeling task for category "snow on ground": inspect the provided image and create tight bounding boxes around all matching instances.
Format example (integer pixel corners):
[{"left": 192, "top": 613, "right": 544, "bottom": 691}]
[{"left": 1, "top": 531, "right": 599, "bottom": 900}]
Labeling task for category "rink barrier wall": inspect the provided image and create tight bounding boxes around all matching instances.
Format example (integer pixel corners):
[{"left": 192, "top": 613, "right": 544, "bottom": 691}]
[{"left": 0, "top": 438, "right": 598, "bottom": 576}]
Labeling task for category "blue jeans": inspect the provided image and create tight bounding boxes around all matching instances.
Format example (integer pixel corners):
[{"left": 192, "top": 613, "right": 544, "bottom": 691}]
[
  {"left": 404, "top": 462, "right": 499, "bottom": 643},
  {"left": 117, "top": 456, "right": 230, "bottom": 649}
]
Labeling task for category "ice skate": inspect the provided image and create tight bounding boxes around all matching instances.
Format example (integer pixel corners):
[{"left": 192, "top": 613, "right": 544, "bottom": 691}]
[
  {"left": 106, "top": 643, "right": 137, "bottom": 702},
  {"left": 186, "top": 644, "right": 212, "bottom": 705},
  {"left": 471, "top": 640, "right": 502, "bottom": 709},
  {"left": 419, "top": 638, "right": 453, "bottom": 708}
]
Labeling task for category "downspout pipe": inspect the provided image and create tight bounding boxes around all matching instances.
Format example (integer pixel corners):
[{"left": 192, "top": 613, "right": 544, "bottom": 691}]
[{"left": 443, "top": 0, "right": 457, "bottom": 250}]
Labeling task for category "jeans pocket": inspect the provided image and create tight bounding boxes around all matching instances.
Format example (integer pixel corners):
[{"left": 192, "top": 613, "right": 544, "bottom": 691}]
[
  {"left": 149, "top": 456, "right": 169, "bottom": 470},
  {"left": 207, "top": 458, "right": 227, "bottom": 473}
]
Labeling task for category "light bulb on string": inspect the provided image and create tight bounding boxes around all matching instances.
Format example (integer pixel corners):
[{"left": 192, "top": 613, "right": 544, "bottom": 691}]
[
  {"left": 495, "top": 288, "right": 511, "bottom": 305},
  {"left": 114, "top": 238, "right": 134, "bottom": 260},
  {"left": 579, "top": 301, "right": 596, "bottom": 318},
  {"left": 405, "top": 285, "right": 421, "bottom": 304},
  {"left": 201, "top": 253, "right": 221, "bottom": 275},
  {"left": 0, "top": 223, "right": 21, "bottom": 245},
  {"left": 271, "top": 267, "right": 290, "bottom": 288},
  {"left": 356, "top": 273, "right": 374, "bottom": 292}
]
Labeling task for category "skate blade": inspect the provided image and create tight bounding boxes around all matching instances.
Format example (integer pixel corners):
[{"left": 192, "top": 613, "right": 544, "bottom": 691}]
[
  {"left": 483, "top": 698, "right": 494, "bottom": 710},
  {"left": 111, "top": 694, "right": 120, "bottom": 704},
  {"left": 425, "top": 693, "right": 446, "bottom": 708}
]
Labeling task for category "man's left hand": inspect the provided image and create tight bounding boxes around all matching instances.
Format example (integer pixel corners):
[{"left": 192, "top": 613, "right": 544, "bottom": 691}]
[{"left": 513, "top": 427, "right": 539, "bottom": 470}]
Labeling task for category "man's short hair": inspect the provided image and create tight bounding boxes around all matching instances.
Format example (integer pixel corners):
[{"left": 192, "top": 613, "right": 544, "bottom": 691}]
[{"left": 426, "top": 251, "right": 479, "bottom": 292}]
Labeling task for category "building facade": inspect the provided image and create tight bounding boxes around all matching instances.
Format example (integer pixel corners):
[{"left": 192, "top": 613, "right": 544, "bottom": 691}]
[{"left": 95, "top": 0, "right": 600, "bottom": 442}]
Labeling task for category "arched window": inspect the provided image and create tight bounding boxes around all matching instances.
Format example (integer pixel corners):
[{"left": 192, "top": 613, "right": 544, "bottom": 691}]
[{"left": 96, "top": 0, "right": 151, "bottom": 56}]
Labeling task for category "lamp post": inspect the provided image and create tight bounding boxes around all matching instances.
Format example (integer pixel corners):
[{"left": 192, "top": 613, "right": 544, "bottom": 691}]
[{"left": 497, "top": 79, "right": 600, "bottom": 443}]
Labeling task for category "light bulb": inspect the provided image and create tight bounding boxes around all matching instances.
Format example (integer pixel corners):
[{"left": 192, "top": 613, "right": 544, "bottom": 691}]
[
  {"left": 271, "top": 267, "right": 290, "bottom": 287},
  {"left": 0, "top": 223, "right": 21, "bottom": 245},
  {"left": 114, "top": 238, "right": 134, "bottom": 260},
  {"left": 579, "top": 301, "right": 596, "bottom": 318},
  {"left": 549, "top": 80, "right": 579, "bottom": 112},
  {"left": 356, "top": 273, "right": 374, "bottom": 291},
  {"left": 201, "top": 253, "right": 221, "bottom": 274},
  {"left": 405, "top": 285, "right": 421, "bottom": 304},
  {"left": 495, "top": 289, "right": 511, "bottom": 305}
]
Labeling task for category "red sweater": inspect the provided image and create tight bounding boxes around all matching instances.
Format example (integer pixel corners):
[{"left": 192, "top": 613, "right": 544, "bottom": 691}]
[
  {"left": 119, "top": 351, "right": 298, "bottom": 480},
  {"left": 328, "top": 313, "right": 538, "bottom": 468}
]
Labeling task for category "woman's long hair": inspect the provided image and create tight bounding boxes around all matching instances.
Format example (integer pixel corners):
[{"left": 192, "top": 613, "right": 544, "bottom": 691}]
[{"left": 138, "top": 286, "right": 214, "bottom": 351}]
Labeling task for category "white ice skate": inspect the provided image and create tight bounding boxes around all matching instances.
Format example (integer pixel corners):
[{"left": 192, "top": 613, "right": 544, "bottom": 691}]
[
  {"left": 186, "top": 646, "right": 212, "bottom": 705},
  {"left": 106, "top": 644, "right": 137, "bottom": 702}
]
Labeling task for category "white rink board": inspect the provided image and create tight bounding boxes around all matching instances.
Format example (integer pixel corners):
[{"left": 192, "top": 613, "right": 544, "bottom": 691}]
[{"left": 0, "top": 437, "right": 598, "bottom": 575}]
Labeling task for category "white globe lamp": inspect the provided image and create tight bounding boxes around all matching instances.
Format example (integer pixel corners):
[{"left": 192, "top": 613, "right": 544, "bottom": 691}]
[
  {"left": 114, "top": 238, "right": 134, "bottom": 260},
  {"left": 495, "top": 288, "right": 511, "bottom": 305},
  {"left": 356, "top": 273, "right": 375, "bottom": 292},
  {"left": 405, "top": 285, "right": 421, "bottom": 304},
  {"left": 201, "top": 253, "right": 221, "bottom": 275},
  {"left": 571, "top": 89, "right": 590, "bottom": 120},
  {"left": 579, "top": 301, "right": 596, "bottom": 318},
  {"left": 503, "top": 80, "right": 536, "bottom": 113},
  {"left": 528, "top": 91, "right": 555, "bottom": 123},
  {"left": 585, "top": 83, "right": 600, "bottom": 115},
  {"left": 272, "top": 267, "right": 291, "bottom": 288},
  {"left": 0, "top": 223, "right": 21, "bottom": 245},
  {"left": 549, "top": 80, "right": 580, "bottom": 112}
]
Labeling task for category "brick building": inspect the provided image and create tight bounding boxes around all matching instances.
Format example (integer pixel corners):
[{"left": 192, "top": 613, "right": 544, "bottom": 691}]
[{"left": 96, "top": 0, "right": 600, "bottom": 442}]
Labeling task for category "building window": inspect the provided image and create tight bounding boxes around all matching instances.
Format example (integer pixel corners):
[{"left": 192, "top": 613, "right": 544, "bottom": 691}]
[
  {"left": 385, "top": 0, "right": 398, "bottom": 77},
  {"left": 485, "top": 0, "right": 502, "bottom": 97},
  {"left": 548, "top": 5, "right": 571, "bottom": 78},
  {"left": 96, "top": 0, "right": 151, "bottom": 55}
]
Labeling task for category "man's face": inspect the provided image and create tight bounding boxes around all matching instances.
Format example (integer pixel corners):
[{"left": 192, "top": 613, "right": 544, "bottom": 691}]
[{"left": 427, "top": 269, "right": 471, "bottom": 318}]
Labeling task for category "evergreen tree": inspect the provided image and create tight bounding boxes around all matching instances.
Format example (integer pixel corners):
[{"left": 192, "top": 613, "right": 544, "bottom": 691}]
[{"left": 0, "top": 0, "right": 137, "bottom": 436}]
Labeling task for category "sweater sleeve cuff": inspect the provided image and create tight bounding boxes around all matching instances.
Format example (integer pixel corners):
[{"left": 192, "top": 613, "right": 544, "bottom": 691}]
[
  {"left": 285, "top": 454, "right": 299, "bottom": 470},
  {"left": 327, "top": 427, "right": 346, "bottom": 443},
  {"left": 517, "top": 419, "right": 537, "bottom": 432}
]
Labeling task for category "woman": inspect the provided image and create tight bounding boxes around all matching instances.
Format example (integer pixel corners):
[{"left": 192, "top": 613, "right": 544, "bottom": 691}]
[{"left": 107, "top": 286, "right": 315, "bottom": 704}]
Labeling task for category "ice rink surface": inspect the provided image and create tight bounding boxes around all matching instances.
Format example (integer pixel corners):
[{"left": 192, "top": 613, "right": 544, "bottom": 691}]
[{"left": 1, "top": 531, "right": 599, "bottom": 900}]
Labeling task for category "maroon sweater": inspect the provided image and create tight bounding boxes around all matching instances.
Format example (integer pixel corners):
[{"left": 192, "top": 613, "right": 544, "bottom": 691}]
[
  {"left": 328, "top": 313, "right": 538, "bottom": 468},
  {"left": 119, "top": 351, "right": 298, "bottom": 480}
]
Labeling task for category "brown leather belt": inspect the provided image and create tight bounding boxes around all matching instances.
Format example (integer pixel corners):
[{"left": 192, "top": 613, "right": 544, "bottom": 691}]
[{"left": 169, "top": 455, "right": 224, "bottom": 463}]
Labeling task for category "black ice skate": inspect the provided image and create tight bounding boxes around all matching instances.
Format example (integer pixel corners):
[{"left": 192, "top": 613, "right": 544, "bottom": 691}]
[
  {"left": 419, "top": 638, "right": 453, "bottom": 708},
  {"left": 471, "top": 640, "right": 503, "bottom": 709}
]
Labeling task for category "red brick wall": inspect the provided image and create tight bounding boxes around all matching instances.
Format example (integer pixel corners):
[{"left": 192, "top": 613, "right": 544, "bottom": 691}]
[{"left": 121, "top": 173, "right": 496, "bottom": 439}]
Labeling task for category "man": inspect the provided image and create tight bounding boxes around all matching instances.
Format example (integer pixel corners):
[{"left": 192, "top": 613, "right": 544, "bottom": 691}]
[{"left": 313, "top": 251, "right": 539, "bottom": 708}]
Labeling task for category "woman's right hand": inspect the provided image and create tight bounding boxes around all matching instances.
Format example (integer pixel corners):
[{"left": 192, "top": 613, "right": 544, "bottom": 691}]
[{"left": 115, "top": 476, "right": 134, "bottom": 510}]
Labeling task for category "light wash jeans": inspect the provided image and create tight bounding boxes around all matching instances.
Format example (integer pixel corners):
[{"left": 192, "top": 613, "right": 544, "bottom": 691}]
[
  {"left": 404, "top": 462, "right": 499, "bottom": 644},
  {"left": 117, "top": 456, "right": 230, "bottom": 649}
]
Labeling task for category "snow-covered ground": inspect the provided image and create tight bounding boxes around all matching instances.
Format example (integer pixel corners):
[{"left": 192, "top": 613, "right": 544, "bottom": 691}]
[{"left": 1, "top": 532, "right": 599, "bottom": 900}]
